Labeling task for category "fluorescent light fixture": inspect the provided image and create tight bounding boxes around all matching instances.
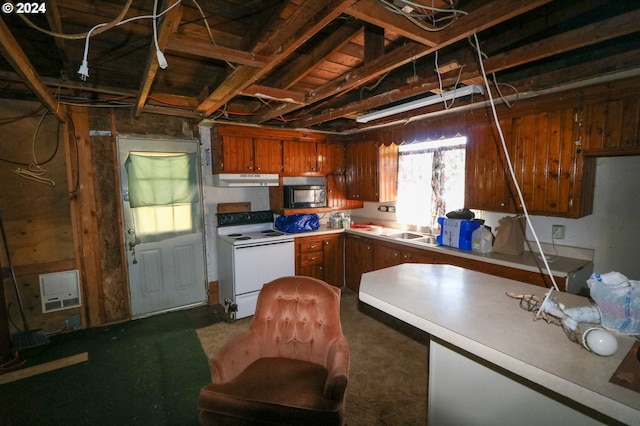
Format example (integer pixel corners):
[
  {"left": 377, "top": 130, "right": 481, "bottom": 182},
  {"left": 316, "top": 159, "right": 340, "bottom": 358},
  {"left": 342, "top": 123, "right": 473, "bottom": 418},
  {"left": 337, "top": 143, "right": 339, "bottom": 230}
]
[{"left": 356, "top": 84, "right": 484, "bottom": 123}]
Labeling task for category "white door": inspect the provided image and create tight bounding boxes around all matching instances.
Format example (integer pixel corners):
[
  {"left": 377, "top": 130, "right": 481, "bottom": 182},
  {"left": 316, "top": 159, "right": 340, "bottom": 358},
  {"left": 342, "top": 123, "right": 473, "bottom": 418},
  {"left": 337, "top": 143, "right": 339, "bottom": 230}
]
[{"left": 117, "top": 137, "right": 206, "bottom": 317}]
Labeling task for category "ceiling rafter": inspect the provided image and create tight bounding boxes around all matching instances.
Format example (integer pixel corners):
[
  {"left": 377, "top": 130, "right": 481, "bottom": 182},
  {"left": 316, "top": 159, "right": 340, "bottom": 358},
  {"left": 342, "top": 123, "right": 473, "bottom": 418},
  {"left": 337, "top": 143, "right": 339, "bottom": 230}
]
[
  {"left": 195, "top": 0, "right": 358, "bottom": 116},
  {"left": 295, "top": 6, "right": 640, "bottom": 127},
  {"left": 0, "top": 17, "right": 66, "bottom": 122},
  {"left": 257, "top": 0, "right": 553, "bottom": 125},
  {"left": 134, "top": 0, "right": 183, "bottom": 117},
  {"left": 344, "top": 0, "right": 439, "bottom": 47}
]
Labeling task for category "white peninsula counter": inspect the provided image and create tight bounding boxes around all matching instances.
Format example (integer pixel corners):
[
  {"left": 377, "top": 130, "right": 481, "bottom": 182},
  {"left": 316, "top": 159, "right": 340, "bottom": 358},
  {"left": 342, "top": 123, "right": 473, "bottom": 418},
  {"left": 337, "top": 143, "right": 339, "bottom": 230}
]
[{"left": 358, "top": 264, "right": 639, "bottom": 426}]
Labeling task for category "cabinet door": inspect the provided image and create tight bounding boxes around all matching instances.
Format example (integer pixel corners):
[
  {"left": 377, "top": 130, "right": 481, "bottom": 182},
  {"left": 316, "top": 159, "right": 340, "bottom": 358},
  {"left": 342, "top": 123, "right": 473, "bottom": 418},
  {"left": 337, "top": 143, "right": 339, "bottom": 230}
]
[
  {"left": 217, "top": 135, "right": 253, "bottom": 172},
  {"left": 253, "top": 138, "right": 282, "bottom": 173},
  {"left": 326, "top": 174, "right": 364, "bottom": 210},
  {"left": 344, "top": 234, "right": 375, "bottom": 292},
  {"left": 511, "top": 108, "right": 593, "bottom": 217},
  {"left": 283, "top": 140, "right": 317, "bottom": 173},
  {"left": 346, "top": 141, "right": 397, "bottom": 202},
  {"left": 582, "top": 95, "right": 640, "bottom": 155},
  {"left": 322, "top": 234, "right": 344, "bottom": 287},
  {"left": 374, "top": 244, "right": 404, "bottom": 269},
  {"left": 317, "top": 142, "right": 345, "bottom": 174},
  {"left": 465, "top": 121, "right": 514, "bottom": 212}
]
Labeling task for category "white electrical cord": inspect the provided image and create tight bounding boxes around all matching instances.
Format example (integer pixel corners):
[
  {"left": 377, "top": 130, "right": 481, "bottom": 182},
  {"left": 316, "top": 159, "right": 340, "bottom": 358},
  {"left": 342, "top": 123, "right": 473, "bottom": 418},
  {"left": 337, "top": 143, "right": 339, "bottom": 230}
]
[
  {"left": 471, "top": 33, "right": 559, "bottom": 316},
  {"left": 13, "top": 111, "right": 55, "bottom": 187},
  {"left": 78, "top": 0, "right": 182, "bottom": 80},
  {"left": 153, "top": 0, "right": 168, "bottom": 69}
]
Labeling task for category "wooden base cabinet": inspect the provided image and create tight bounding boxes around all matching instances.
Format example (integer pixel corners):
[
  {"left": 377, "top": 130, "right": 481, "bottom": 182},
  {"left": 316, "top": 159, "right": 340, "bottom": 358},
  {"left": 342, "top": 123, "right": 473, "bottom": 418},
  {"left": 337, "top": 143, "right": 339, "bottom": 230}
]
[
  {"left": 345, "top": 233, "right": 568, "bottom": 292},
  {"left": 295, "top": 234, "right": 344, "bottom": 287},
  {"left": 344, "top": 234, "right": 375, "bottom": 292}
]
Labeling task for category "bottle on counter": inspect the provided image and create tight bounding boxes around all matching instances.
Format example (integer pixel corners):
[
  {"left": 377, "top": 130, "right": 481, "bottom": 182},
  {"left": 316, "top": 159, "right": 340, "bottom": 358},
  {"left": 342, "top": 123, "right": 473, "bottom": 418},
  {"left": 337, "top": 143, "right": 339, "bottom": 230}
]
[{"left": 471, "top": 225, "right": 493, "bottom": 254}]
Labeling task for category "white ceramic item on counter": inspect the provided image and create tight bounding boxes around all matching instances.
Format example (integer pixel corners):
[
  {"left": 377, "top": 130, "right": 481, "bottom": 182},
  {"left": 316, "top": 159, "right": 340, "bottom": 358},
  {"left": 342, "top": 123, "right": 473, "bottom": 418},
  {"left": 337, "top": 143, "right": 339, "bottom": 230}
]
[{"left": 582, "top": 328, "right": 618, "bottom": 356}]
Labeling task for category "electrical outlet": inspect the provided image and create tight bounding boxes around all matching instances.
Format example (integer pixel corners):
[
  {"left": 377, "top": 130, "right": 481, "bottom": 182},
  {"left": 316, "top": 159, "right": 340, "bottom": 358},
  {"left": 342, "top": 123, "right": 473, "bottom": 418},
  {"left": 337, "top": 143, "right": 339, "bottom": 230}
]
[{"left": 552, "top": 224, "right": 565, "bottom": 239}]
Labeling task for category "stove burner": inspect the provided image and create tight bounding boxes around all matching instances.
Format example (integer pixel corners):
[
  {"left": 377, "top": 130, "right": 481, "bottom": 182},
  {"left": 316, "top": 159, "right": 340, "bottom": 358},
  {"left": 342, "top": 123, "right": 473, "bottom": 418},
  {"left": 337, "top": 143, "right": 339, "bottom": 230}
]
[
  {"left": 263, "top": 231, "right": 284, "bottom": 237},
  {"left": 235, "top": 236, "right": 251, "bottom": 240},
  {"left": 228, "top": 233, "right": 243, "bottom": 237}
]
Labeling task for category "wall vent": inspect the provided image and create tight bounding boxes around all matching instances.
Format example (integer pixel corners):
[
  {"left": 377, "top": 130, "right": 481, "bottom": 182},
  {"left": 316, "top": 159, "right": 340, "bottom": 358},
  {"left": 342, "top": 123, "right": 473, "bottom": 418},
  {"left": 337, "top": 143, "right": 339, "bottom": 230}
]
[{"left": 39, "top": 270, "right": 81, "bottom": 313}]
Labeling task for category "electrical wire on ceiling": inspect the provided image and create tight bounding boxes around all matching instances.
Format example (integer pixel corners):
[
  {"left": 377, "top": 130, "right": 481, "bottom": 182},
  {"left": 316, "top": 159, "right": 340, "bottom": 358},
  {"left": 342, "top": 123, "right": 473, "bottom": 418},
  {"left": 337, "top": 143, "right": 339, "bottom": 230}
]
[
  {"left": 467, "top": 36, "right": 518, "bottom": 108},
  {"left": 434, "top": 50, "right": 466, "bottom": 110},
  {"left": 375, "top": 0, "right": 467, "bottom": 32},
  {"left": 77, "top": 0, "right": 183, "bottom": 81}
]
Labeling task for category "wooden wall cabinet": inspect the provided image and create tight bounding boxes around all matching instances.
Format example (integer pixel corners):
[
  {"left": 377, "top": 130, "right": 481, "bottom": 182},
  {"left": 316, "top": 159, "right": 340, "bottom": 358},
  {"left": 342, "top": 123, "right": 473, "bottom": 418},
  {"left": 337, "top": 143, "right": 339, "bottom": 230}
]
[
  {"left": 295, "top": 233, "right": 344, "bottom": 287},
  {"left": 465, "top": 108, "right": 595, "bottom": 219},
  {"left": 326, "top": 174, "right": 364, "bottom": 211},
  {"left": 465, "top": 120, "right": 514, "bottom": 212},
  {"left": 510, "top": 107, "right": 594, "bottom": 218},
  {"left": 582, "top": 94, "right": 640, "bottom": 156},
  {"left": 345, "top": 141, "right": 398, "bottom": 202},
  {"left": 317, "top": 141, "right": 346, "bottom": 174},
  {"left": 212, "top": 132, "right": 283, "bottom": 174},
  {"left": 282, "top": 140, "right": 318, "bottom": 174}
]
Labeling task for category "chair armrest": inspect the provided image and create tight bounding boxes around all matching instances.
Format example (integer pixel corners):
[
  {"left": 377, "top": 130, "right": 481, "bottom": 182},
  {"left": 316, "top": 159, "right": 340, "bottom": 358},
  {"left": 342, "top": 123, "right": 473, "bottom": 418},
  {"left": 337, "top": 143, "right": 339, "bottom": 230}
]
[
  {"left": 323, "top": 336, "right": 350, "bottom": 401},
  {"left": 208, "top": 329, "right": 262, "bottom": 384}
]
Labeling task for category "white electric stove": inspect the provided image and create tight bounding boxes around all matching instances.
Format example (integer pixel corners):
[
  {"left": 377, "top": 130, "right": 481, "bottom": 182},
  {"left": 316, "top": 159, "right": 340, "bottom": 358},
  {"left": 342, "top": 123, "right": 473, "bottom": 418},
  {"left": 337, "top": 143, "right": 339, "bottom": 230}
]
[{"left": 216, "top": 210, "right": 294, "bottom": 319}]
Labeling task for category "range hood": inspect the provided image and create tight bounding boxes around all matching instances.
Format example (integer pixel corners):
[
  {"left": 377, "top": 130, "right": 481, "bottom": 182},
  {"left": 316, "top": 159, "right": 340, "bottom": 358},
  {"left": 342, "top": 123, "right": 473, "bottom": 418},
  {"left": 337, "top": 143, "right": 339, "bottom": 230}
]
[{"left": 213, "top": 173, "right": 279, "bottom": 187}]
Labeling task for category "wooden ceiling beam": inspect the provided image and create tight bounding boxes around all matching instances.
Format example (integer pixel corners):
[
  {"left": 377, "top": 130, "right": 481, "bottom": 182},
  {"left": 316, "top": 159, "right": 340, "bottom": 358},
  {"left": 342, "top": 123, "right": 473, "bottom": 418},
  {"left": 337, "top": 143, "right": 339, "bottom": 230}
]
[
  {"left": 196, "top": 0, "right": 358, "bottom": 117},
  {"left": 0, "top": 17, "right": 66, "bottom": 122},
  {"left": 272, "top": 21, "right": 363, "bottom": 90},
  {"left": 297, "top": 7, "right": 640, "bottom": 127},
  {"left": 165, "top": 34, "right": 271, "bottom": 67},
  {"left": 134, "top": 0, "right": 183, "bottom": 117},
  {"left": 345, "top": 0, "right": 439, "bottom": 47},
  {"left": 45, "top": 0, "right": 76, "bottom": 81},
  {"left": 258, "top": 0, "right": 553, "bottom": 124},
  {"left": 482, "top": 9, "right": 640, "bottom": 74},
  {"left": 240, "top": 84, "right": 306, "bottom": 104}
]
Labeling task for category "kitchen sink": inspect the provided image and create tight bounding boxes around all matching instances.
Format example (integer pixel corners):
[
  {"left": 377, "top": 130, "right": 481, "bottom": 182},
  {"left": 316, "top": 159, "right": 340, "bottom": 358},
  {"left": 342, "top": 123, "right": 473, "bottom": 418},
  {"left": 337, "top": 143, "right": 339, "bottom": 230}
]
[{"left": 386, "top": 232, "right": 425, "bottom": 240}]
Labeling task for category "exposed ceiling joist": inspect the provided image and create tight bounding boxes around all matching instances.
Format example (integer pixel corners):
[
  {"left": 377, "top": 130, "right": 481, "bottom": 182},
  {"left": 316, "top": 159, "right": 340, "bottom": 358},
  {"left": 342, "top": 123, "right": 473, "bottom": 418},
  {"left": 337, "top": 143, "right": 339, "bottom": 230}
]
[
  {"left": 0, "top": 0, "right": 638, "bottom": 133},
  {"left": 0, "top": 17, "right": 66, "bottom": 122}
]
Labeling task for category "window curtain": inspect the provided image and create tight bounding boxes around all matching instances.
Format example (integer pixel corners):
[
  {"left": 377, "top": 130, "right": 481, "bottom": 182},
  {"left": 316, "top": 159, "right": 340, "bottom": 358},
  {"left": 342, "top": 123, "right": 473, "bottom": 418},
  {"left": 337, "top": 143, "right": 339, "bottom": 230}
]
[
  {"left": 125, "top": 153, "right": 199, "bottom": 208},
  {"left": 125, "top": 153, "right": 200, "bottom": 243},
  {"left": 431, "top": 147, "right": 466, "bottom": 226}
]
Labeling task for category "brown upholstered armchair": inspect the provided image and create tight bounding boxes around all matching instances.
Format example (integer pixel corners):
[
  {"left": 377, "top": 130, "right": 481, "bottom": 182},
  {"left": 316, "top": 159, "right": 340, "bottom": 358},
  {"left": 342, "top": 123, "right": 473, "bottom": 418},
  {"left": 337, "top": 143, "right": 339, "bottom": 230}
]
[{"left": 198, "top": 276, "right": 350, "bottom": 426}]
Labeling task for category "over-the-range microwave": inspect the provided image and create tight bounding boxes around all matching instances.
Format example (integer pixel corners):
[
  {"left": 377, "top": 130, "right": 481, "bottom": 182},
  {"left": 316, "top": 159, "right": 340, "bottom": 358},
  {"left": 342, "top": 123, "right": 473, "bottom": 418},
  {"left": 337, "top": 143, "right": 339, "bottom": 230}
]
[{"left": 283, "top": 185, "right": 327, "bottom": 209}]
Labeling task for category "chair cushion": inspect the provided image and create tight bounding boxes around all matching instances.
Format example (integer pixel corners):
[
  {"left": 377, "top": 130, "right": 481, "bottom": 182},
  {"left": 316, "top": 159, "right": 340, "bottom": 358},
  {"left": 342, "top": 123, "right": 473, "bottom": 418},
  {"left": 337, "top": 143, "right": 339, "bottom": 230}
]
[{"left": 199, "top": 357, "right": 343, "bottom": 426}]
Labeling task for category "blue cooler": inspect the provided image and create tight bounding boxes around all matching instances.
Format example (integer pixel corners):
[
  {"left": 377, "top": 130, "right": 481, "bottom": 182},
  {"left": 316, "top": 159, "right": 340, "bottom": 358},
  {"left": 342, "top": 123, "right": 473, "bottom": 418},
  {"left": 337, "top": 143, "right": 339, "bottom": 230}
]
[{"left": 436, "top": 217, "right": 481, "bottom": 250}]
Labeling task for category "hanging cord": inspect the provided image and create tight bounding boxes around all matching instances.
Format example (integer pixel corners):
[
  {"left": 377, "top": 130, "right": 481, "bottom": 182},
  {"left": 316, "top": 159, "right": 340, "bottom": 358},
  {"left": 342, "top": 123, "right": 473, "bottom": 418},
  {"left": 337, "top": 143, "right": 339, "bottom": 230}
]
[
  {"left": 467, "top": 36, "right": 517, "bottom": 108},
  {"left": 0, "top": 209, "right": 30, "bottom": 333},
  {"left": 471, "top": 33, "right": 559, "bottom": 316},
  {"left": 13, "top": 111, "right": 56, "bottom": 187},
  {"left": 434, "top": 50, "right": 465, "bottom": 110},
  {"left": 77, "top": 1, "right": 183, "bottom": 80}
]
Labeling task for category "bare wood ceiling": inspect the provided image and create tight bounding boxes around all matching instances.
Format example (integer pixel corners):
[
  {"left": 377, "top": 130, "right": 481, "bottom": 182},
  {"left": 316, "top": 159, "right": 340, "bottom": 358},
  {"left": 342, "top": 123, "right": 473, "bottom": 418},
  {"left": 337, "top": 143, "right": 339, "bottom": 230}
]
[{"left": 0, "top": 0, "right": 639, "bottom": 133}]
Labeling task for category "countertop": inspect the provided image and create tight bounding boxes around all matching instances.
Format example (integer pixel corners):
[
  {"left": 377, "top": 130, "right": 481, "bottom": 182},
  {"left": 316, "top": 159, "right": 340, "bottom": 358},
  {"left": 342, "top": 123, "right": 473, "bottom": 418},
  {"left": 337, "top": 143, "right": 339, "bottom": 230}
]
[
  {"left": 358, "top": 263, "right": 639, "bottom": 425},
  {"left": 291, "top": 225, "right": 592, "bottom": 277}
]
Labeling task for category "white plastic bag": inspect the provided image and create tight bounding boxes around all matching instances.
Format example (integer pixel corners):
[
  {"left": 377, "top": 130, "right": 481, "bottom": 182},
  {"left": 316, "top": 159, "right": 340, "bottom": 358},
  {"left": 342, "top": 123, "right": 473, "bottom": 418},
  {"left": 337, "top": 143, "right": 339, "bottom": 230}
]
[{"left": 587, "top": 272, "right": 640, "bottom": 335}]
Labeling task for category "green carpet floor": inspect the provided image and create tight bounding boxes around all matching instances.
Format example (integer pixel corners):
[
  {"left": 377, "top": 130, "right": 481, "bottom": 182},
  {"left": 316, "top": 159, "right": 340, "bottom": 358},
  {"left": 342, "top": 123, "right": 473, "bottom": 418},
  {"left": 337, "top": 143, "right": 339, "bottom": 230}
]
[{"left": 0, "top": 306, "right": 219, "bottom": 425}]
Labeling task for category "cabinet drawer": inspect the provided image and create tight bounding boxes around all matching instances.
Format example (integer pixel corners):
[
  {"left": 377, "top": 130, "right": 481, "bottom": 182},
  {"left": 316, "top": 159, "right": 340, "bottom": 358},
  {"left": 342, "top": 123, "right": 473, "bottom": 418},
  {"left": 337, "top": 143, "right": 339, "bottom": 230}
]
[
  {"left": 299, "top": 241, "right": 324, "bottom": 253},
  {"left": 300, "top": 252, "right": 323, "bottom": 266}
]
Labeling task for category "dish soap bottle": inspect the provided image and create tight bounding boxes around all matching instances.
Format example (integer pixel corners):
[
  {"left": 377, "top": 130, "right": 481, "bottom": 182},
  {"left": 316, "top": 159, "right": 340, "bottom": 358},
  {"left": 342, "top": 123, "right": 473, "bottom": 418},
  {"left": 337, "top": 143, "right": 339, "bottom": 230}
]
[{"left": 472, "top": 225, "right": 493, "bottom": 254}]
